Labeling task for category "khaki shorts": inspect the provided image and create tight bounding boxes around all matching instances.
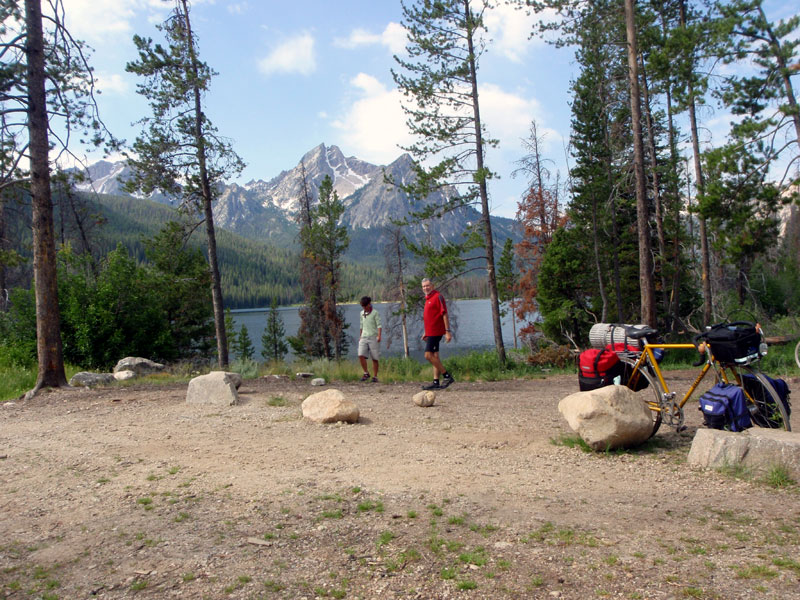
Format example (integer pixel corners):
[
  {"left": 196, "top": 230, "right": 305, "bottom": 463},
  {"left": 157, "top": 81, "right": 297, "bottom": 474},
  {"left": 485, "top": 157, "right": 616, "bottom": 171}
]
[{"left": 358, "top": 336, "right": 380, "bottom": 360}]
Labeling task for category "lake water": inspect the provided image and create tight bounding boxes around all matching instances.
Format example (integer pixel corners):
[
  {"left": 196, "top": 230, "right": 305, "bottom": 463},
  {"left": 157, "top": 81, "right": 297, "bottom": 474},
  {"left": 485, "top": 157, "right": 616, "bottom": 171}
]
[{"left": 232, "top": 298, "right": 526, "bottom": 361}]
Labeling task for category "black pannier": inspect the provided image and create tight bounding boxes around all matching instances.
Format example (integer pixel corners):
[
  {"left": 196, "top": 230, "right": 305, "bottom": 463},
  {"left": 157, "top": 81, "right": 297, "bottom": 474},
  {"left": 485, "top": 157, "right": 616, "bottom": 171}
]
[{"left": 704, "top": 321, "right": 761, "bottom": 365}]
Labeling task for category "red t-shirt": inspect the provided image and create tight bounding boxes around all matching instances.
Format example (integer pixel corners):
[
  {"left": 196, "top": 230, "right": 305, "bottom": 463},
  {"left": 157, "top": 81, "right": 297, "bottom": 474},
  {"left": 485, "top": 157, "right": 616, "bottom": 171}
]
[{"left": 423, "top": 289, "right": 448, "bottom": 336}]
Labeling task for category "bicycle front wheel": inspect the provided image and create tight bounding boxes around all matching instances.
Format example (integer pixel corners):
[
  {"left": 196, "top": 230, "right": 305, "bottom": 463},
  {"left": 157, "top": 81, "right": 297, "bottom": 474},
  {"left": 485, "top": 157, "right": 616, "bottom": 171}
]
[
  {"left": 621, "top": 358, "right": 663, "bottom": 437},
  {"left": 737, "top": 366, "right": 791, "bottom": 431}
]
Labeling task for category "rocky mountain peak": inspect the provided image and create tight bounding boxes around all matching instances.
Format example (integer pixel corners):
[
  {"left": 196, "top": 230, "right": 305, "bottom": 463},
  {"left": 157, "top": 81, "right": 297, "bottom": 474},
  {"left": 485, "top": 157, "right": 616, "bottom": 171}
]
[{"left": 72, "top": 143, "right": 518, "bottom": 255}]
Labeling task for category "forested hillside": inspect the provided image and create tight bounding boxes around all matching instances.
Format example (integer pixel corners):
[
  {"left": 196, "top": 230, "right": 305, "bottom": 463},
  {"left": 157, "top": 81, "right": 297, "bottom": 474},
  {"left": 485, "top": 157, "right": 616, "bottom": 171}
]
[{"left": 5, "top": 191, "right": 386, "bottom": 309}]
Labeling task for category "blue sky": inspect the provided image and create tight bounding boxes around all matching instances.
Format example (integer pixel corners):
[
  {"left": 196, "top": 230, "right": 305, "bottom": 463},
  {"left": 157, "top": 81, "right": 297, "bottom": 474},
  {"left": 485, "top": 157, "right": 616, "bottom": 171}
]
[{"left": 60, "top": 0, "right": 796, "bottom": 219}]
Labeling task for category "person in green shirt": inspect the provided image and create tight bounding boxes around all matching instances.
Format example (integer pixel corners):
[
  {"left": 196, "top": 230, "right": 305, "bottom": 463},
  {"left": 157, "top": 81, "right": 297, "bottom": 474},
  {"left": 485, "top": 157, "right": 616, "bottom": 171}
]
[{"left": 358, "top": 296, "right": 382, "bottom": 382}]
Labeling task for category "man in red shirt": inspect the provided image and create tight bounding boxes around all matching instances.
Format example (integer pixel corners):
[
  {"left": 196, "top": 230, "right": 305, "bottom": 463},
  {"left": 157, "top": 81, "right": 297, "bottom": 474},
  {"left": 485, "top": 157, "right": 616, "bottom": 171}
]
[{"left": 421, "top": 278, "right": 454, "bottom": 390}]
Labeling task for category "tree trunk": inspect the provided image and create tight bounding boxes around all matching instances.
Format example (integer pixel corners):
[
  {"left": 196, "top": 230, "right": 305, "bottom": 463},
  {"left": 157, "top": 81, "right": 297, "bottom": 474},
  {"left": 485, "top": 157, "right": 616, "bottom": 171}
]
[
  {"left": 679, "top": 0, "right": 712, "bottom": 327},
  {"left": 25, "top": 0, "right": 68, "bottom": 393},
  {"left": 665, "top": 85, "right": 683, "bottom": 334},
  {"left": 639, "top": 55, "right": 669, "bottom": 321},
  {"left": 591, "top": 189, "right": 609, "bottom": 323},
  {"left": 465, "top": 0, "right": 505, "bottom": 364},
  {"left": 179, "top": 0, "right": 228, "bottom": 368},
  {"left": 0, "top": 194, "right": 7, "bottom": 312},
  {"left": 624, "top": 0, "right": 656, "bottom": 327}
]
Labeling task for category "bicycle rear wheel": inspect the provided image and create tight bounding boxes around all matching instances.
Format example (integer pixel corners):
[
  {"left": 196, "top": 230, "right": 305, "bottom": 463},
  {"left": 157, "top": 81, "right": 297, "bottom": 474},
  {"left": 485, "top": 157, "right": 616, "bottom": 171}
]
[
  {"left": 620, "top": 357, "right": 663, "bottom": 437},
  {"left": 737, "top": 366, "right": 791, "bottom": 431}
]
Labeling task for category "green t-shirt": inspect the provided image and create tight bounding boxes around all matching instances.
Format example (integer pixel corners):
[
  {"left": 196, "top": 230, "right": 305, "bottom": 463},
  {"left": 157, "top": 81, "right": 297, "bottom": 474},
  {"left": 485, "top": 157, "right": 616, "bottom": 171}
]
[{"left": 359, "top": 308, "right": 381, "bottom": 338}]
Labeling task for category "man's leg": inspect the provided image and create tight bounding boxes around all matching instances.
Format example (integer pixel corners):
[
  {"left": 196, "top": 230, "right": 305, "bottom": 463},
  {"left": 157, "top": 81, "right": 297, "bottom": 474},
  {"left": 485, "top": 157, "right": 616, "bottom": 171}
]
[
  {"left": 358, "top": 354, "right": 370, "bottom": 380},
  {"left": 425, "top": 351, "right": 445, "bottom": 379},
  {"left": 372, "top": 359, "right": 379, "bottom": 378}
]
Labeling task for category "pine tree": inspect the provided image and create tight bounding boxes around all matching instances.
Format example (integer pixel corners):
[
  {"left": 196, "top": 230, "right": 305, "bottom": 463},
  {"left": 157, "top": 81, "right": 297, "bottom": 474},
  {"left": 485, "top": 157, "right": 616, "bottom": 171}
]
[
  {"left": 312, "top": 176, "right": 349, "bottom": 359},
  {"left": 224, "top": 308, "right": 235, "bottom": 356},
  {"left": 716, "top": 0, "right": 799, "bottom": 184},
  {"left": 496, "top": 238, "right": 519, "bottom": 349},
  {"left": 513, "top": 121, "right": 565, "bottom": 340},
  {"left": 233, "top": 324, "right": 254, "bottom": 361},
  {"left": 392, "top": 0, "right": 506, "bottom": 364},
  {"left": 125, "top": 0, "right": 245, "bottom": 368},
  {"left": 295, "top": 162, "right": 330, "bottom": 358},
  {"left": 383, "top": 226, "right": 411, "bottom": 357},
  {"left": 1, "top": 1, "right": 115, "bottom": 395},
  {"left": 261, "top": 298, "right": 288, "bottom": 362}
]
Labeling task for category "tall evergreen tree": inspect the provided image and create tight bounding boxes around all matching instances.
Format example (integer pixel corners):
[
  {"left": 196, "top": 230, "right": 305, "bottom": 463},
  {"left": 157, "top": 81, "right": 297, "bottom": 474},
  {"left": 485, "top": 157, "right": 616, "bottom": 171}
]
[
  {"left": 295, "top": 162, "right": 330, "bottom": 358},
  {"left": 392, "top": 0, "right": 506, "bottom": 364},
  {"left": 624, "top": 0, "right": 657, "bottom": 327},
  {"left": 1, "top": 0, "right": 115, "bottom": 395},
  {"left": 312, "top": 175, "right": 349, "bottom": 359},
  {"left": 125, "top": 0, "right": 244, "bottom": 368}
]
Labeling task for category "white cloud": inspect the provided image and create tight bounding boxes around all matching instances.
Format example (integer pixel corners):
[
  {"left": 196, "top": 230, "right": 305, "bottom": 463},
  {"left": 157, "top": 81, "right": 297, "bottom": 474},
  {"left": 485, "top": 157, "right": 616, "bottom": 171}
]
[
  {"left": 59, "top": 0, "right": 166, "bottom": 41},
  {"left": 479, "top": 83, "right": 552, "bottom": 143},
  {"left": 484, "top": 1, "right": 553, "bottom": 62},
  {"left": 258, "top": 32, "right": 317, "bottom": 76},
  {"left": 331, "top": 73, "right": 412, "bottom": 164},
  {"left": 335, "top": 22, "right": 407, "bottom": 55},
  {"left": 95, "top": 72, "right": 130, "bottom": 95}
]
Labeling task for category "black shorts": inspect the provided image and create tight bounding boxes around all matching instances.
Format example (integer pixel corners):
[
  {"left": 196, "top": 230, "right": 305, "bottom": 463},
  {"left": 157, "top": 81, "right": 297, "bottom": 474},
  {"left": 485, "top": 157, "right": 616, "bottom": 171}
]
[{"left": 425, "top": 335, "right": 443, "bottom": 353}]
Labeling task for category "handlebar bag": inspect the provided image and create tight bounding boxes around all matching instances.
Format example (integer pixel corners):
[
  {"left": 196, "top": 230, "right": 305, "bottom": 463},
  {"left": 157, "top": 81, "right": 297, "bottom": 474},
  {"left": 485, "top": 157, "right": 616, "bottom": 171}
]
[{"left": 704, "top": 322, "right": 761, "bottom": 364}]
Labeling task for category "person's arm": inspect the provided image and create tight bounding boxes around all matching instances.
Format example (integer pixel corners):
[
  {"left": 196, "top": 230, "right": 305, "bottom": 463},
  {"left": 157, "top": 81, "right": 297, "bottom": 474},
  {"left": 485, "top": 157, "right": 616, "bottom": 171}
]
[
  {"left": 443, "top": 313, "right": 452, "bottom": 343},
  {"left": 377, "top": 326, "right": 382, "bottom": 343}
]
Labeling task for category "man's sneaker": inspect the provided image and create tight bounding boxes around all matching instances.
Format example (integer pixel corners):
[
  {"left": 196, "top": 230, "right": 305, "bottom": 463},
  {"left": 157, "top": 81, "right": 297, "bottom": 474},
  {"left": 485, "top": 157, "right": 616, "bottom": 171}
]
[
  {"left": 371, "top": 377, "right": 379, "bottom": 383},
  {"left": 440, "top": 373, "right": 455, "bottom": 388},
  {"left": 422, "top": 380, "right": 440, "bottom": 390},
  {"left": 360, "top": 373, "right": 370, "bottom": 382}
]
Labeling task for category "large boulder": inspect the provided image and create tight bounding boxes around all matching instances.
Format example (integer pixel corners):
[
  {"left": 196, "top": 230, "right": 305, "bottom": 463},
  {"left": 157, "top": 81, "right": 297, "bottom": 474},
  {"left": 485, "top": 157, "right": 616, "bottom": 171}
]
[
  {"left": 186, "top": 371, "right": 240, "bottom": 406},
  {"left": 559, "top": 385, "right": 655, "bottom": 451},
  {"left": 688, "top": 428, "right": 800, "bottom": 478},
  {"left": 69, "top": 372, "right": 115, "bottom": 388},
  {"left": 301, "top": 389, "right": 359, "bottom": 424},
  {"left": 113, "top": 357, "right": 165, "bottom": 376}
]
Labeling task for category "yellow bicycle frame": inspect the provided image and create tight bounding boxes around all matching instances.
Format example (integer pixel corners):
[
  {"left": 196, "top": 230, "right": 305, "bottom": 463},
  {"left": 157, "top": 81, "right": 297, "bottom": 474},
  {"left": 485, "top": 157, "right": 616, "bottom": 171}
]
[{"left": 627, "top": 342, "right": 749, "bottom": 416}]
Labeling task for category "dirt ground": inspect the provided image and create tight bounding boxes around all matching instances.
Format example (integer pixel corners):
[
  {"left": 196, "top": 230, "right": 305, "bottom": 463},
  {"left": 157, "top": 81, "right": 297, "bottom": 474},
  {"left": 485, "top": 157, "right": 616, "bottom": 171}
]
[{"left": 1, "top": 372, "right": 799, "bottom": 600}]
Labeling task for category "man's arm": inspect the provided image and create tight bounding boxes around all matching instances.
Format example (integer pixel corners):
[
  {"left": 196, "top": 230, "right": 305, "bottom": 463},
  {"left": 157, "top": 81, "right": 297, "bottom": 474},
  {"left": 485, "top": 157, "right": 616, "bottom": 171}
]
[{"left": 443, "top": 313, "right": 452, "bottom": 343}]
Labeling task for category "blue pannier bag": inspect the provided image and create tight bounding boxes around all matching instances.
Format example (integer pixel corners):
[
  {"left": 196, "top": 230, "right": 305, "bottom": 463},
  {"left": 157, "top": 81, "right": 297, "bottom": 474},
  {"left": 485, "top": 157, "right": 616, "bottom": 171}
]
[{"left": 699, "top": 383, "right": 752, "bottom": 432}]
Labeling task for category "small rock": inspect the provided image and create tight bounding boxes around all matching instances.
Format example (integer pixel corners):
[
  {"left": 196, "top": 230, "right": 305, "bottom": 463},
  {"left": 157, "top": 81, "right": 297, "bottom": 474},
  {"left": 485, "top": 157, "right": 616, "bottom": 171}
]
[
  {"left": 113, "top": 357, "right": 164, "bottom": 376},
  {"left": 69, "top": 372, "right": 115, "bottom": 388},
  {"left": 413, "top": 390, "right": 436, "bottom": 407},
  {"left": 311, "top": 378, "right": 326, "bottom": 386},
  {"left": 113, "top": 370, "right": 136, "bottom": 381}
]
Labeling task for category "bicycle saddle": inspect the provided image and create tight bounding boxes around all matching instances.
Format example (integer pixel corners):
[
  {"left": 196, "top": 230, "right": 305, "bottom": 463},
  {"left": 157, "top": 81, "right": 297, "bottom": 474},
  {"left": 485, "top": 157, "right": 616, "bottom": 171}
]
[{"left": 625, "top": 326, "right": 658, "bottom": 340}]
